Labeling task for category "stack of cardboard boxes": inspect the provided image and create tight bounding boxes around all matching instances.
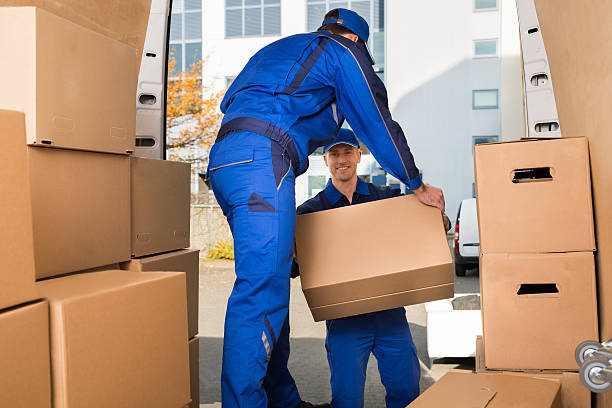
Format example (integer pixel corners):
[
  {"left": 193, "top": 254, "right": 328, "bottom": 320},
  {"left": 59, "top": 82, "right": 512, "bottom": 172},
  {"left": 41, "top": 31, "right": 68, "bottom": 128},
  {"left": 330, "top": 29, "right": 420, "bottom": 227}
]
[
  {"left": 471, "top": 136, "right": 598, "bottom": 407},
  {"left": 0, "top": 3, "right": 200, "bottom": 407}
]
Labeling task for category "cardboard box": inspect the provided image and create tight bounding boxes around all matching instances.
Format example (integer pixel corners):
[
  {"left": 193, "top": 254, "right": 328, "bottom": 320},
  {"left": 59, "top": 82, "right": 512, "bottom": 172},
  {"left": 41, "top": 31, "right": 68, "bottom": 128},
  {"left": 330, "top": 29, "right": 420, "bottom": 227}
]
[
  {"left": 0, "top": 0, "right": 151, "bottom": 64},
  {"left": 295, "top": 195, "right": 453, "bottom": 321},
  {"left": 474, "top": 137, "right": 595, "bottom": 254},
  {"left": 532, "top": 0, "right": 612, "bottom": 344},
  {"left": 0, "top": 300, "right": 51, "bottom": 408},
  {"left": 37, "top": 270, "right": 190, "bottom": 408},
  {"left": 0, "top": 7, "right": 137, "bottom": 154},
  {"left": 595, "top": 392, "right": 612, "bottom": 408},
  {"left": 131, "top": 157, "right": 190, "bottom": 257},
  {"left": 189, "top": 337, "right": 200, "bottom": 408},
  {"left": 408, "top": 371, "right": 561, "bottom": 407},
  {"left": 29, "top": 146, "right": 130, "bottom": 279},
  {"left": 121, "top": 249, "right": 200, "bottom": 338},
  {"left": 0, "top": 110, "right": 38, "bottom": 309},
  {"left": 481, "top": 252, "right": 598, "bottom": 370},
  {"left": 475, "top": 339, "right": 590, "bottom": 408}
]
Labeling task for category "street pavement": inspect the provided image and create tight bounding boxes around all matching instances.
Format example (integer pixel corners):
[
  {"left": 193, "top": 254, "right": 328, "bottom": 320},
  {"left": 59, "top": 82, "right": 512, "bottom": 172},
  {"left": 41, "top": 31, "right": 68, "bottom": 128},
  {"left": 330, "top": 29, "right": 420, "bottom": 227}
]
[{"left": 198, "top": 260, "right": 480, "bottom": 407}]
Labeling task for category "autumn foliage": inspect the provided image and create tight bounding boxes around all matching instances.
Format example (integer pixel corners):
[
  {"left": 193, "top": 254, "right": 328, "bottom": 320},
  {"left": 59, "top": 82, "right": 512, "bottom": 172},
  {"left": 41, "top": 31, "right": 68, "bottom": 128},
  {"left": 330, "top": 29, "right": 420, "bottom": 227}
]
[{"left": 166, "top": 52, "right": 224, "bottom": 168}]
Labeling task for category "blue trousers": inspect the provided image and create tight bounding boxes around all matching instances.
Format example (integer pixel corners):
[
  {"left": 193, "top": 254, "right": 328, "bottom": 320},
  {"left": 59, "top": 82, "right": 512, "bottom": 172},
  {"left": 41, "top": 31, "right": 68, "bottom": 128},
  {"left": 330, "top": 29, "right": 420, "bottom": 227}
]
[
  {"left": 208, "top": 131, "right": 301, "bottom": 408},
  {"left": 325, "top": 308, "right": 420, "bottom": 408}
]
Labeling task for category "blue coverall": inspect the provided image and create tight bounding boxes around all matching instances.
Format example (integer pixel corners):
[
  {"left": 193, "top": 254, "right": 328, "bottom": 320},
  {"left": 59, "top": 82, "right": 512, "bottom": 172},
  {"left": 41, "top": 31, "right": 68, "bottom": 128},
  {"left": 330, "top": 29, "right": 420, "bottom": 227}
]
[
  {"left": 207, "top": 30, "right": 423, "bottom": 408},
  {"left": 294, "top": 178, "right": 421, "bottom": 408}
]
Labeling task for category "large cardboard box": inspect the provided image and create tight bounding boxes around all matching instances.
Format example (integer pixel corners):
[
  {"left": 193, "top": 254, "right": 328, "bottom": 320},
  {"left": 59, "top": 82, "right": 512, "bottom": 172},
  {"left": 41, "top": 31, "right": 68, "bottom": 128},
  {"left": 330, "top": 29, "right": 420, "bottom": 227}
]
[
  {"left": 29, "top": 147, "right": 130, "bottom": 279},
  {"left": 37, "top": 270, "right": 190, "bottom": 408},
  {"left": 0, "top": 0, "right": 151, "bottom": 63},
  {"left": 0, "top": 110, "right": 38, "bottom": 309},
  {"left": 295, "top": 195, "right": 453, "bottom": 321},
  {"left": 408, "top": 371, "right": 561, "bottom": 407},
  {"left": 131, "top": 157, "right": 190, "bottom": 257},
  {"left": 481, "top": 252, "right": 598, "bottom": 370},
  {"left": 189, "top": 337, "right": 200, "bottom": 408},
  {"left": 532, "top": 0, "right": 612, "bottom": 343},
  {"left": 121, "top": 249, "right": 200, "bottom": 338},
  {"left": 0, "top": 7, "right": 137, "bottom": 154},
  {"left": 474, "top": 137, "right": 595, "bottom": 254},
  {"left": 475, "top": 337, "right": 591, "bottom": 408},
  {"left": 0, "top": 300, "right": 51, "bottom": 408}
]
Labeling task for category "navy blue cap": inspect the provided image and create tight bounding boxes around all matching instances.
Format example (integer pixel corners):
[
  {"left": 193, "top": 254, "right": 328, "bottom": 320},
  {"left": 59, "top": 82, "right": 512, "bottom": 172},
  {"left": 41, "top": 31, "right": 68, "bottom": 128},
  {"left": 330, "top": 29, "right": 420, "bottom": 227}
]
[
  {"left": 323, "top": 129, "right": 360, "bottom": 153},
  {"left": 322, "top": 8, "right": 370, "bottom": 43}
]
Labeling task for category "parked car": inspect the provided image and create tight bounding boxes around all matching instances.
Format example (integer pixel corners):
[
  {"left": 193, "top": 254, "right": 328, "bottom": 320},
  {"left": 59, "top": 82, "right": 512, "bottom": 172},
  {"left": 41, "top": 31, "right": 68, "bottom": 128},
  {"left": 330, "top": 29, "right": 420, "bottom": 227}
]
[{"left": 453, "top": 198, "right": 480, "bottom": 276}]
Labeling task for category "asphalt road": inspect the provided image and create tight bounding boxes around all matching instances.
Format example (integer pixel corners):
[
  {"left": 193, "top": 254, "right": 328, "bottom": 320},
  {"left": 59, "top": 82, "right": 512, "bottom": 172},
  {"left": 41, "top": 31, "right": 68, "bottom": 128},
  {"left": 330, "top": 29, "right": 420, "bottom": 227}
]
[{"left": 198, "top": 261, "right": 480, "bottom": 407}]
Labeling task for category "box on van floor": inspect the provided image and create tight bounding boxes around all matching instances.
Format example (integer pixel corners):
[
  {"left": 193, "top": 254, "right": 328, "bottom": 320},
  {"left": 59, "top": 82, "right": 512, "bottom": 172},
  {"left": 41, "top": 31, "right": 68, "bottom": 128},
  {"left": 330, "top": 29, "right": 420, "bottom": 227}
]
[
  {"left": 480, "top": 252, "right": 598, "bottom": 370},
  {"left": 408, "top": 370, "right": 561, "bottom": 407},
  {"left": 295, "top": 195, "right": 453, "bottom": 321},
  {"left": 121, "top": 249, "right": 199, "bottom": 338},
  {"left": 474, "top": 137, "right": 594, "bottom": 254},
  {"left": 0, "top": 300, "right": 50, "bottom": 408},
  {"left": 0, "top": 7, "right": 137, "bottom": 154},
  {"left": 37, "top": 270, "right": 190, "bottom": 408}
]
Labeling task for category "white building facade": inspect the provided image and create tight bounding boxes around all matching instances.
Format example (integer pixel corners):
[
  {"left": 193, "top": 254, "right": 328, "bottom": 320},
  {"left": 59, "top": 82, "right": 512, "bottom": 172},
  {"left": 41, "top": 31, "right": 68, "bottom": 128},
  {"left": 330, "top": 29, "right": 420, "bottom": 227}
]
[{"left": 192, "top": 0, "right": 522, "bottom": 217}]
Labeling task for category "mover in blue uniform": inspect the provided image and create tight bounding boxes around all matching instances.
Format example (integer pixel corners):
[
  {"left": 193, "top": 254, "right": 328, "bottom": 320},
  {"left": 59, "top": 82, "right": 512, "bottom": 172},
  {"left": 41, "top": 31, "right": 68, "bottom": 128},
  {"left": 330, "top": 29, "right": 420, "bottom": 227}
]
[
  {"left": 207, "top": 8, "right": 446, "bottom": 408},
  {"left": 293, "top": 129, "right": 451, "bottom": 408}
]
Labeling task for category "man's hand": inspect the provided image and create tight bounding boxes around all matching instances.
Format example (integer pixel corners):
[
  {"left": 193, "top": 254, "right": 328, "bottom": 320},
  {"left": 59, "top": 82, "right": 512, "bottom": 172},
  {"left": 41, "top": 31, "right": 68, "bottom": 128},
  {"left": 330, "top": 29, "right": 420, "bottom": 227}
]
[{"left": 413, "top": 183, "right": 445, "bottom": 212}]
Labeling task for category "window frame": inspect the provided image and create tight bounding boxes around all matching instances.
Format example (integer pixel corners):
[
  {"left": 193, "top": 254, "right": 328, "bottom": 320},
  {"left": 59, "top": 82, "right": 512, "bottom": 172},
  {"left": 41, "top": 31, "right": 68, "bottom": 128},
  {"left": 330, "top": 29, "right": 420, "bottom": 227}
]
[
  {"left": 472, "top": 89, "right": 499, "bottom": 110},
  {"left": 472, "top": 135, "right": 499, "bottom": 151},
  {"left": 473, "top": 0, "right": 498, "bottom": 12},
  {"left": 225, "top": 0, "right": 282, "bottom": 39},
  {"left": 473, "top": 38, "right": 498, "bottom": 58}
]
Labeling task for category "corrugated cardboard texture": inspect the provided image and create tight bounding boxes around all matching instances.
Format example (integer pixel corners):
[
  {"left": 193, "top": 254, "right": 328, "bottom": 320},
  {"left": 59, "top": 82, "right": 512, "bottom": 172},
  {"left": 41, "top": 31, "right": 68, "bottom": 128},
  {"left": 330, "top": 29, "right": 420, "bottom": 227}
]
[
  {"left": 533, "top": 0, "right": 612, "bottom": 344},
  {"left": 595, "top": 392, "right": 612, "bottom": 408},
  {"left": 481, "top": 253, "right": 598, "bottom": 370},
  {"left": 0, "top": 301, "right": 51, "bottom": 408},
  {"left": 296, "top": 195, "right": 453, "bottom": 320},
  {"left": 408, "top": 371, "right": 561, "bottom": 407},
  {"left": 189, "top": 337, "right": 200, "bottom": 408},
  {"left": 29, "top": 147, "right": 130, "bottom": 279},
  {"left": 0, "top": 7, "right": 137, "bottom": 154},
  {"left": 121, "top": 249, "right": 200, "bottom": 338},
  {"left": 0, "top": 0, "right": 151, "bottom": 64},
  {"left": 37, "top": 270, "right": 190, "bottom": 408},
  {"left": 475, "top": 335, "right": 485, "bottom": 373},
  {"left": 131, "top": 157, "right": 190, "bottom": 257},
  {"left": 0, "top": 110, "right": 38, "bottom": 309},
  {"left": 474, "top": 137, "right": 595, "bottom": 254}
]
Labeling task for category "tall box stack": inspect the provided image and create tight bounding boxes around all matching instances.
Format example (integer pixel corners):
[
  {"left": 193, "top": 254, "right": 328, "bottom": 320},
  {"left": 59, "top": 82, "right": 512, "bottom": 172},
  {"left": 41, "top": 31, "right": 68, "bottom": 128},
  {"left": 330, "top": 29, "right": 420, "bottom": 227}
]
[
  {"left": 474, "top": 137, "right": 598, "bottom": 407},
  {"left": 0, "top": 2, "right": 193, "bottom": 407}
]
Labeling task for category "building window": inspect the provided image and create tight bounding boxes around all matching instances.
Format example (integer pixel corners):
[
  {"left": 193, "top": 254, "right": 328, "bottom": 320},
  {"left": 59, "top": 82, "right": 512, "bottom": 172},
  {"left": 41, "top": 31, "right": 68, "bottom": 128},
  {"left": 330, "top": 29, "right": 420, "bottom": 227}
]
[
  {"left": 474, "top": 0, "right": 498, "bottom": 11},
  {"left": 473, "top": 39, "right": 498, "bottom": 58},
  {"left": 169, "top": 4, "right": 203, "bottom": 75},
  {"left": 225, "top": 0, "right": 281, "bottom": 38},
  {"left": 472, "top": 89, "right": 499, "bottom": 109},
  {"left": 306, "top": 0, "right": 385, "bottom": 74},
  {"left": 472, "top": 135, "right": 499, "bottom": 150}
]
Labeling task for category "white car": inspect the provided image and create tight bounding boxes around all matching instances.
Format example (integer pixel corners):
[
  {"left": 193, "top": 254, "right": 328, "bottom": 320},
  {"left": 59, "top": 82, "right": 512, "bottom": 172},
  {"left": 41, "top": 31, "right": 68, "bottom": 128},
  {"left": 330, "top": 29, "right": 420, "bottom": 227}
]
[{"left": 453, "top": 198, "right": 480, "bottom": 276}]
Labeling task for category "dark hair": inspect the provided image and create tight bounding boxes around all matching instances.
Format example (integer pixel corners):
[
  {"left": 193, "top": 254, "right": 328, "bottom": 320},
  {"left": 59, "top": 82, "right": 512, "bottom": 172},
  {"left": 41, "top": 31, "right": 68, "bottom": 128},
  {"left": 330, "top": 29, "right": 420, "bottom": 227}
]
[{"left": 317, "top": 9, "right": 366, "bottom": 48}]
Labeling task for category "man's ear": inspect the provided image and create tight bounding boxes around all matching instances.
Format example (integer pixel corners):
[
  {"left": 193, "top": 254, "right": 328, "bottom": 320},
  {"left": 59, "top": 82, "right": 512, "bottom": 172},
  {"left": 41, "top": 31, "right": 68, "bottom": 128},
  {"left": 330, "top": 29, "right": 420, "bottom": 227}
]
[
  {"left": 356, "top": 149, "right": 362, "bottom": 164},
  {"left": 323, "top": 153, "right": 329, "bottom": 167},
  {"left": 346, "top": 33, "right": 359, "bottom": 43}
]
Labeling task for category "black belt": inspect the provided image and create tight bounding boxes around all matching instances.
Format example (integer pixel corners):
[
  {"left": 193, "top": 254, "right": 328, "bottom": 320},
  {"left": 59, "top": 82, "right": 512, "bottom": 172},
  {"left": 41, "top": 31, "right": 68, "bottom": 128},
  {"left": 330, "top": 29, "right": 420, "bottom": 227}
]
[{"left": 216, "top": 117, "right": 303, "bottom": 176}]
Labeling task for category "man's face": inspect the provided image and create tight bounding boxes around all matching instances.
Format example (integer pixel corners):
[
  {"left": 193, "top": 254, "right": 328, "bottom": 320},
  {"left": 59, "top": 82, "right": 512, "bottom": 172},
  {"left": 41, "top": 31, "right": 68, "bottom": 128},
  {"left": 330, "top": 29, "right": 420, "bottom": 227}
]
[{"left": 324, "top": 144, "right": 362, "bottom": 182}]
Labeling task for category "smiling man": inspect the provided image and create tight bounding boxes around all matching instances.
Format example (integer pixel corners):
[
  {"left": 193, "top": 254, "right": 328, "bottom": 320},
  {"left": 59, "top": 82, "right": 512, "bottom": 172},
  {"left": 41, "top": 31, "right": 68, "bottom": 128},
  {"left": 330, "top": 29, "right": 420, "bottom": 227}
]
[{"left": 294, "top": 129, "right": 450, "bottom": 408}]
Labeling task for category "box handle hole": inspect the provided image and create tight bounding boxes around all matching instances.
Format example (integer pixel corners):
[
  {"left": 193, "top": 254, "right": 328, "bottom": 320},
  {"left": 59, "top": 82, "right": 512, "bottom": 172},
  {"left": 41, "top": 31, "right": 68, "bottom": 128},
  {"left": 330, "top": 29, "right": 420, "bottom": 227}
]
[
  {"left": 139, "top": 94, "right": 157, "bottom": 105},
  {"left": 517, "top": 283, "right": 558, "bottom": 295},
  {"left": 512, "top": 167, "right": 553, "bottom": 183}
]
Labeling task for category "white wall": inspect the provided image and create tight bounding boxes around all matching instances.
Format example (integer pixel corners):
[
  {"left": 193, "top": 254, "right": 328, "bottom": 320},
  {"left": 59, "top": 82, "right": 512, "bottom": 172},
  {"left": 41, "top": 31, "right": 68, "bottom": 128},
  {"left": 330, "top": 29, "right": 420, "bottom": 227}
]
[
  {"left": 500, "top": 0, "right": 524, "bottom": 141},
  {"left": 387, "top": 0, "right": 501, "bottom": 222}
]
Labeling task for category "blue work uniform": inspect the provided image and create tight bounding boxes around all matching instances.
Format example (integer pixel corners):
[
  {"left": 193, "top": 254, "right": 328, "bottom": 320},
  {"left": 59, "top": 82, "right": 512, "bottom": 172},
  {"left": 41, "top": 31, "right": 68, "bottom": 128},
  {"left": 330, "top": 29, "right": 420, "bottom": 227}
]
[
  {"left": 294, "top": 178, "right": 421, "bottom": 408},
  {"left": 207, "top": 30, "right": 422, "bottom": 408}
]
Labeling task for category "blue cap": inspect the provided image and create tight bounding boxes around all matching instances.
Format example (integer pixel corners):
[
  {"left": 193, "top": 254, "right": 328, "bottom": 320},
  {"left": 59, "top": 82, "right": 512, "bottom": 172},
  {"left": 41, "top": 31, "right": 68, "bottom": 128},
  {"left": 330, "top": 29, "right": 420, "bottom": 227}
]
[
  {"left": 322, "top": 8, "right": 370, "bottom": 43},
  {"left": 323, "top": 129, "right": 360, "bottom": 153}
]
